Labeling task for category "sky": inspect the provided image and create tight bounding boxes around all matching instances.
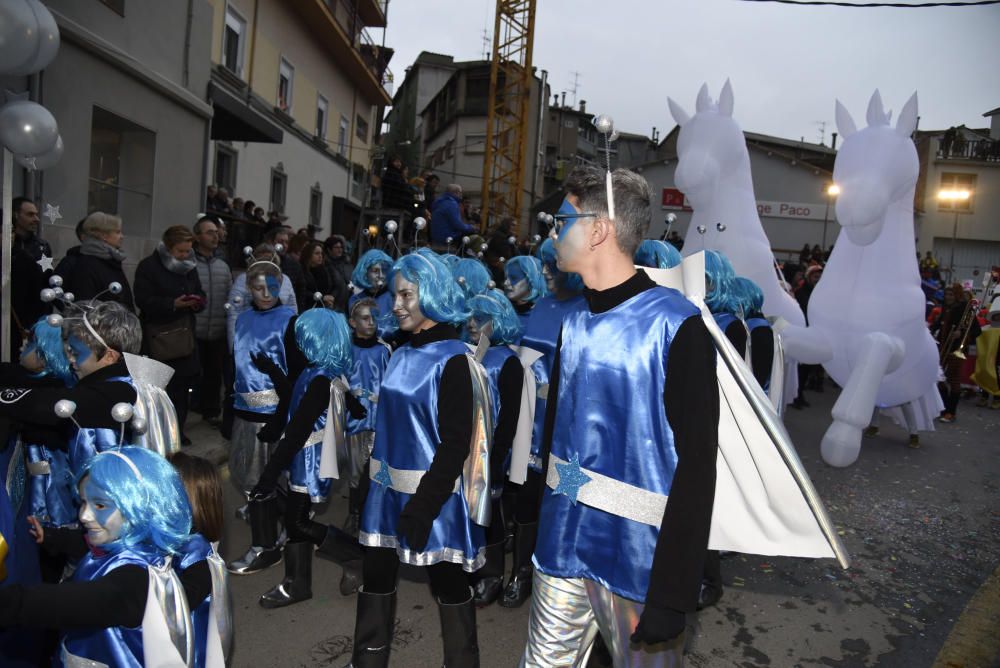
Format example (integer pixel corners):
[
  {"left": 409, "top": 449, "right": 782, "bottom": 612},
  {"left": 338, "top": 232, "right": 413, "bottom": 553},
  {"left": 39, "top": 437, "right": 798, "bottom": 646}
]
[{"left": 377, "top": 0, "right": 1000, "bottom": 144}]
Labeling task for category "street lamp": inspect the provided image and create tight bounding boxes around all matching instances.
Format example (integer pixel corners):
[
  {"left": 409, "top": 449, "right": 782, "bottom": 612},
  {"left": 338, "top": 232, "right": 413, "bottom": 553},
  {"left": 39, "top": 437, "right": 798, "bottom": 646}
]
[
  {"left": 821, "top": 183, "right": 840, "bottom": 251},
  {"left": 938, "top": 188, "right": 971, "bottom": 281}
]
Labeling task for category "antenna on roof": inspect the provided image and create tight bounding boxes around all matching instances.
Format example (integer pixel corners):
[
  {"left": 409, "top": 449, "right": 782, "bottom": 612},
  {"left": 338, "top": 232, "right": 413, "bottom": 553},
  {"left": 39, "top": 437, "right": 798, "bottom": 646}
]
[{"left": 569, "top": 71, "right": 582, "bottom": 108}]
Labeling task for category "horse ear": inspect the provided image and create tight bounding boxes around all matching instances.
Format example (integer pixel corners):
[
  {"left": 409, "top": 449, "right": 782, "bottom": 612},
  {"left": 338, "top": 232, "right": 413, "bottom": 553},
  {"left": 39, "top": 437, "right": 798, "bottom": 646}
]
[
  {"left": 718, "top": 79, "right": 734, "bottom": 117},
  {"left": 668, "top": 97, "right": 691, "bottom": 127},
  {"left": 835, "top": 100, "right": 857, "bottom": 138},
  {"left": 896, "top": 92, "right": 919, "bottom": 138},
  {"left": 866, "top": 89, "right": 887, "bottom": 126},
  {"left": 696, "top": 83, "right": 712, "bottom": 113}
]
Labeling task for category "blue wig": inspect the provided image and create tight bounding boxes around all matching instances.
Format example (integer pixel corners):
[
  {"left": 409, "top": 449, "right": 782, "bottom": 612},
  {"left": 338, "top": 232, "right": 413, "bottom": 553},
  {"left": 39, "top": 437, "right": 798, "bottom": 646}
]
[
  {"left": 467, "top": 289, "right": 523, "bottom": 345},
  {"left": 731, "top": 276, "right": 765, "bottom": 318},
  {"left": 634, "top": 240, "right": 682, "bottom": 270},
  {"left": 704, "top": 250, "right": 738, "bottom": 314},
  {"left": 25, "top": 316, "right": 75, "bottom": 386},
  {"left": 80, "top": 447, "right": 192, "bottom": 558},
  {"left": 390, "top": 253, "right": 471, "bottom": 325},
  {"left": 504, "top": 256, "right": 548, "bottom": 303},
  {"left": 453, "top": 258, "right": 493, "bottom": 300},
  {"left": 351, "top": 250, "right": 394, "bottom": 291},
  {"left": 439, "top": 254, "right": 461, "bottom": 270},
  {"left": 536, "top": 238, "right": 583, "bottom": 293},
  {"left": 295, "top": 308, "right": 353, "bottom": 375}
]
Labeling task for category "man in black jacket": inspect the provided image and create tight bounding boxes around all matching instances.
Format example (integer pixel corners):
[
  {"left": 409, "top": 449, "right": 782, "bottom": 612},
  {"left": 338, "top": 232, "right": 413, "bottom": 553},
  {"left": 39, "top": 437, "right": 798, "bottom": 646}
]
[{"left": 8, "top": 197, "right": 53, "bottom": 358}]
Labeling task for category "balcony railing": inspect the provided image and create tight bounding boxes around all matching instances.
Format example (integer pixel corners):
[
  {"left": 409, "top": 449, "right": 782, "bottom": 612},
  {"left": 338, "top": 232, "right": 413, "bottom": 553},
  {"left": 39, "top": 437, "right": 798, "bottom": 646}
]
[
  {"left": 937, "top": 138, "right": 1000, "bottom": 163},
  {"left": 322, "top": 0, "right": 393, "bottom": 94}
]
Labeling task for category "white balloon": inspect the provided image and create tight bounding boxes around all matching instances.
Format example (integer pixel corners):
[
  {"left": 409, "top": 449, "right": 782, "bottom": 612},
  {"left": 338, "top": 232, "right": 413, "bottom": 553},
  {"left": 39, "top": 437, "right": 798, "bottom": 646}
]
[
  {"left": 39, "top": 288, "right": 55, "bottom": 302},
  {"left": 46, "top": 313, "right": 62, "bottom": 327},
  {"left": 0, "top": 100, "right": 59, "bottom": 156},
  {"left": 10, "top": 0, "right": 60, "bottom": 76},
  {"left": 108, "top": 282, "right": 123, "bottom": 294},
  {"left": 413, "top": 217, "right": 427, "bottom": 230},
  {"left": 131, "top": 417, "right": 148, "bottom": 435},
  {"left": 63, "top": 292, "right": 74, "bottom": 302},
  {"left": 385, "top": 220, "right": 398, "bottom": 234},
  {"left": 54, "top": 399, "right": 76, "bottom": 419},
  {"left": 111, "top": 402, "right": 134, "bottom": 423},
  {"left": 0, "top": 0, "right": 39, "bottom": 75},
  {"left": 48, "top": 274, "right": 62, "bottom": 287},
  {"left": 16, "top": 134, "right": 62, "bottom": 170}
]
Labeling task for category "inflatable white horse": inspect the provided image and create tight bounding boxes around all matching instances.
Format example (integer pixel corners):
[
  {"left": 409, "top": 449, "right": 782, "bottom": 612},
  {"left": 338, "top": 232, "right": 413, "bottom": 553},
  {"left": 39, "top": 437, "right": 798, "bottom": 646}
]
[
  {"left": 780, "top": 91, "right": 942, "bottom": 467},
  {"left": 668, "top": 81, "right": 806, "bottom": 329}
]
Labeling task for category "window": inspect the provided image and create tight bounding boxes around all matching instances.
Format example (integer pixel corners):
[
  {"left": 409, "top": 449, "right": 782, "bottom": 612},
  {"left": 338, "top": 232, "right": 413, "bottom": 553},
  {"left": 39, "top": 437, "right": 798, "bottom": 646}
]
[
  {"left": 278, "top": 58, "right": 294, "bottom": 113},
  {"left": 87, "top": 107, "right": 155, "bottom": 236},
  {"left": 938, "top": 172, "right": 976, "bottom": 212},
  {"left": 214, "top": 145, "right": 237, "bottom": 193},
  {"left": 338, "top": 116, "right": 349, "bottom": 156},
  {"left": 356, "top": 114, "right": 369, "bottom": 143},
  {"left": 270, "top": 166, "right": 287, "bottom": 214},
  {"left": 316, "top": 95, "right": 329, "bottom": 140},
  {"left": 351, "top": 164, "right": 367, "bottom": 201},
  {"left": 223, "top": 7, "right": 246, "bottom": 75},
  {"left": 465, "top": 134, "right": 486, "bottom": 154},
  {"left": 309, "top": 186, "right": 323, "bottom": 229}
]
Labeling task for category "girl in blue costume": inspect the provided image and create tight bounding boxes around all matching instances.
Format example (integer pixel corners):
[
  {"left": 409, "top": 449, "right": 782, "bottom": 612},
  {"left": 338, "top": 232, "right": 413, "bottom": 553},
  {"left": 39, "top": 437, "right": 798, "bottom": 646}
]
[
  {"left": 464, "top": 289, "right": 524, "bottom": 607},
  {"left": 452, "top": 257, "right": 493, "bottom": 300},
  {"left": 500, "top": 234, "right": 587, "bottom": 609},
  {"left": 633, "top": 238, "right": 682, "bottom": 270},
  {"left": 349, "top": 250, "right": 396, "bottom": 341},
  {"left": 705, "top": 249, "right": 747, "bottom": 356},
  {"left": 228, "top": 253, "right": 306, "bottom": 576},
  {"left": 248, "top": 308, "right": 367, "bottom": 608},
  {"left": 0, "top": 447, "right": 207, "bottom": 667},
  {"left": 731, "top": 276, "right": 775, "bottom": 391},
  {"left": 352, "top": 252, "right": 484, "bottom": 666},
  {"left": 503, "top": 255, "right": 548, "bottom": 329}
]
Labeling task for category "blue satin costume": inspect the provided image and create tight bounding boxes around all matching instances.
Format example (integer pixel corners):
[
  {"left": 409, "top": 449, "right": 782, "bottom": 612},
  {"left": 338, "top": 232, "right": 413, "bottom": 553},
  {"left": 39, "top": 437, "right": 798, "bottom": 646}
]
[
  {"left": 233, "top": 306, "right": 295, "bottom": 414},
  {"left": 62, "top": 548, "right": 159, "bottom": 667},
  {"left": 176, "top": 534, "right": 215, "bottom": 668},
  {"left": 359, "top": 339, "right": 486, "bottom": 571},
  {"left": 286, "top": 365, "right": 335, "bottom": 502},
  {"left": 26, "top": 444, "right": 76, "bottom": 527},
  {"left": 533, "top": 287, "right": 700, "bottom": 602},
  {"left": 519, "top": 295, "right": 586, "bottom": 471},
  {"left": 68, "top": 375, "right": 135, "bottom": 478},
  {"left": 482, "top": 346, "right": 518, "bottom": 425},
  {"left": 348, "top": 290, "right": 396, "bottom": 341},
  {"left": 347, "top": 342, "right": 391, "bottom": 436}
]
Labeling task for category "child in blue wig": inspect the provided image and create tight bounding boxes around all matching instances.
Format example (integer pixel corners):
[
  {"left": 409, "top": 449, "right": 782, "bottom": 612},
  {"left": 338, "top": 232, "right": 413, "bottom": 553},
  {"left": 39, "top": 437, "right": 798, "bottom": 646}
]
[
  {"left": 503, "top": 255, "right": 548, "bottom": 328},
  {"left": 350, "top": 250, "right": 396, "bottom": 340},
  {"left": 453, "top": 257, "right": 493, "bottom": 301},
  {"left": 731, "top": 276, "right": 774, "bottom": 390},
  {"left": 536, "top": 238, "right": 584, "bottom": 295},
  {"left": 634, "top": 239, "right": 682, "bottom": 270}
]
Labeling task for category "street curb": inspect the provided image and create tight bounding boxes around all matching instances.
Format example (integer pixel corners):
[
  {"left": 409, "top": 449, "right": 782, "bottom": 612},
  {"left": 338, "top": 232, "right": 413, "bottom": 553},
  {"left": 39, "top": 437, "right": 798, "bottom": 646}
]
[{"left": 932, "top": 563, "right": 1000, "bottom": 668}]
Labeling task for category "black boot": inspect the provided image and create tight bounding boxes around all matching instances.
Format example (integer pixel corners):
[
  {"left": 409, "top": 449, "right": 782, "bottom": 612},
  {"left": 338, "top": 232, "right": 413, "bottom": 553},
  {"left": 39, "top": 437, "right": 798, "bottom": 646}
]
[
  {"left": 340, "top": 559, "right": 362, "bottom": 596},
  {"left": 500, "top": 521, "right": 537, "bottom": 608},
  {"left": 349, "top": 588, "right": 396, "bottom": 668},
  {"left": 344, "top": 487, "right": 361, "bottom": 538},
  {"left": 259, "top": 541, "right": 313, "bottom": 608},
  {"left": 439, "top": 591, "right": 480, "bottom": 667},
  {"left": 697, "top": 549, "right": 724, "bottom": 610},
  {"left": 228, "top": 494, "right": 282, "bottom": 575},
  {"left": 317, "top": 525, "right": 364, "bottom": 564},
  {"left": 472, "top": 542, "right": 505, "bottom": 607}
]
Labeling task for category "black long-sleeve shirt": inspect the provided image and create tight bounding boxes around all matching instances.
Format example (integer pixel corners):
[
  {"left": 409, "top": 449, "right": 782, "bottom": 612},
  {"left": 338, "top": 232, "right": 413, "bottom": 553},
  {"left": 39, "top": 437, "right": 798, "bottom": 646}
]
[
  {"left": 539, "top": 270, "right": 719, "bottom": 613},
  {"left": 491, "top": 355, "right": 523, "bottom": 481}
]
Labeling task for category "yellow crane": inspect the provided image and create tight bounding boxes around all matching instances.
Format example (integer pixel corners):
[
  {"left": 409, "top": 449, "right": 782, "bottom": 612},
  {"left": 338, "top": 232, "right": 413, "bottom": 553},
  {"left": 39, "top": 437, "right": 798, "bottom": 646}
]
[{"left": 480, "top": 0, "right": 537, "bottom": 235}]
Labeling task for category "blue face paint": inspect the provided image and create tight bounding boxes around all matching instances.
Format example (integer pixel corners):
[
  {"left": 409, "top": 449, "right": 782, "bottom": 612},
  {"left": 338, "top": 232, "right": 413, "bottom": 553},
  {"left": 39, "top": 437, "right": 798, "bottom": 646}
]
[
  {"left": 67, "top": 334, "right": 94, "bottom": 366},
  {"left": 507, "top": 265, "right": 527, "bottom": 284},
  {"left": 556, "top": 197, "right": 584, "bottom": 241},
  {"left": 80, "top": 478, "right": 125, "bottom": 545},
  {"left": 265, "top": 275, "right": 281, "bottom": 297}
]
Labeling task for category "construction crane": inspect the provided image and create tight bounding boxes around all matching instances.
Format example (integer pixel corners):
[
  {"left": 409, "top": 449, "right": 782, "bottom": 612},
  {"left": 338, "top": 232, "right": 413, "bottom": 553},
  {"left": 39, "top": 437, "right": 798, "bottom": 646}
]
[{"left": 480, "top": 0, "right": 537, "bottom": 235}]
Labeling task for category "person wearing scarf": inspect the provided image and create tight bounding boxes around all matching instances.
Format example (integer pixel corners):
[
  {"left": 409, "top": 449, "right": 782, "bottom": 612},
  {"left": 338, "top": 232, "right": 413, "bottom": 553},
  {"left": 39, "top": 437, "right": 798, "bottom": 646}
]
[
  {"left": 134, "top": 225, "right": 205, "bottom": 445},
  {"left": 65, "top": 212, "right": 135, "bottom": 311}
]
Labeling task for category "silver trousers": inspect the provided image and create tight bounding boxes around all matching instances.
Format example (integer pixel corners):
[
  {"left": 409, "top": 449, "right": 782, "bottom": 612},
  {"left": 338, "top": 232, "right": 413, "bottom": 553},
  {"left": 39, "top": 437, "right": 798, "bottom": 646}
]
[
  {"left": 521, "top": 570, "right": 684, "bottom": 668},
  {"left": 229, "top": 416, "right": 270, "bottom": 493},
  {"left": 348, "top": 431, "right": 376, "bottom": 488}
]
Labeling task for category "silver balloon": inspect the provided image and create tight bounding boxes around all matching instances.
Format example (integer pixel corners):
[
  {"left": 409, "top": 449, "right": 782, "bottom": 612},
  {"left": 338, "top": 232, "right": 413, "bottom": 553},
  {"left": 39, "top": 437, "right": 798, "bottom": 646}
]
[
  {"left": 63, "top": 292, "right": 74, "bottom": 302},
  {"left": 594, "top": 114, "right": 615, "bottom": 135},
  {"left": 16, "top": 134, "right": 62, "bottom": 171},
  {"left": 456, "top": 276, "right": 466, "bottom": 285},
  {"left": 109, "top": 282, "right": 123, "bottom": 294},
  {"left": 462, "top": 236, "right": 470, "bottom": 245},
  {"left": 532, "top": 234, "right": 541, "bottom": 242},
  {"left": 223, "top": 302, "right": 232, "bottom": 311},
  {"left": 0, "top": 0, "right": 39, "bottom": 75},
  {"left": 46, "top": 313, "right": 63, "bottom": 327},
  {"left": 384, "top": 220, "right": 398, "bottom": 234},
  {"left": 39, "top": 288, "right": 55, "bottom": 302},
  {"left": 111, "top": 402, "right": 134, "bottom": 423},
  {"left": 536, "top": 212, "right": 547, "bottom": 222},
  {"left": 232, "top": 294, "right": 244, "bottom": 305},
  {"left": 507, "top": 236, "right": 516, "bottom": 245},
  {"left": 716, "top": 223, "right": 727, "bottom": 232},
  {"left": 53, "top": 287, "right": 63, "bottom": 296},
  {"left": 131, "top": 416, "right": 148, "bottom": 435},
  {"left": 4, "top": 0, "right": 59, "bottom": 76},
  {"left": 480, "top": 243, "right": 488, "bottom": 252},
  {"left": 0, "top": 100, "right": 59, "bottom": 157},
  {"left": 498, "top": 257, "right": 505, "bottom": 263},
  {"left": 697, "top": 225, "right": 707, "bottom": 234},
  {"left": 477, "top": 251, "right": 484, "bottom": 258},
  {"left": 243, "top": 246, "right": 253, "bottom": 257},
  {"left": 386, "top": 232, "right": 394, "bottom": 239},
  {"left": 48, "top": 274, "right": 62, "bottom": 287},
  {"left": 313, "top": 291, "right": 323, "bottom": 302},
  {"left": 487, "top": 280, "right": 496, "bottom": 289},
  {"left": 274, "top": 243, "right": 284, "bottom": 254},
  {"left": 666, "top": 213, "right": 677, "bottom": 224},
  {"left": 413, "top": 217, "right": 427, "bottom": 230},
  {"left": 54, "top": 399, "right": 76, "bottom": 419},
  {"left": 608, "top": 130, "right": 620, "bottom": 143},
  {"left": 446, "top": 237, "right": 454, "bottom": 244}
]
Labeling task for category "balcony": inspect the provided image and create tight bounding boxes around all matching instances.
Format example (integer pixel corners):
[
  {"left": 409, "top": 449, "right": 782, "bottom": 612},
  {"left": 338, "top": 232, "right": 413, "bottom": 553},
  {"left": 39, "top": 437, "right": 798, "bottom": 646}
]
[
  {"left": 355, "top": 0, "right": 388, "bottom": 28},
  {"left": 291, "top": 0, "right": 393, "bottom": 106},
  {"left": 937, "top": 137, "right": 1000, "bottom": 163}
]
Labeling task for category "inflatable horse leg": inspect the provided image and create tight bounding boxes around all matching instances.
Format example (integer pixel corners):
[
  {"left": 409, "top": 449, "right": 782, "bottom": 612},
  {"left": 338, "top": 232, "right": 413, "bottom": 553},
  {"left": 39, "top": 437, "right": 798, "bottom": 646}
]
[
  {"left": 774, "top": 323, "right": 833, "bottom": 366},
  {"left": 821, "top": 332, "right": 905, "bottom": 468}
]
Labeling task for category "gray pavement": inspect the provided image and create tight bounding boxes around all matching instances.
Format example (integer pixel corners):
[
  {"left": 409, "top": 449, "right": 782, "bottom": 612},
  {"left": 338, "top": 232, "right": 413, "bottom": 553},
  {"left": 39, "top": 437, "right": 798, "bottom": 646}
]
[{"left": 183, "top": 386, "right": 1000, "bottom": 667}]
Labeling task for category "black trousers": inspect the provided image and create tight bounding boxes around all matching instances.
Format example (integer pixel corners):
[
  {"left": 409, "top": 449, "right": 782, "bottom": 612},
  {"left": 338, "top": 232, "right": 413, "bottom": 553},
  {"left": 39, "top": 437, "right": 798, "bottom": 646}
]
[
  {"left": 514, "top": 469, "right": 543, "bottom": 524},
  {"left": 166, "top": 371, "right": 196, "bottom": 436},
  {"left": 363, "top": 546, "right": 470, "bottom": 604},
  {"left": 196, "top": 338, "right": 227, "bottom": 418}
]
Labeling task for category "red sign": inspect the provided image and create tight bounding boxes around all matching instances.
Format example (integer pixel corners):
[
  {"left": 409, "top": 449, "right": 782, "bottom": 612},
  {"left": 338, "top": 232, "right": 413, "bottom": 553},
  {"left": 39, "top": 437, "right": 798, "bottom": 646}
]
[{"left": 661, "top": 188, "right": 691, "bottom": 211}]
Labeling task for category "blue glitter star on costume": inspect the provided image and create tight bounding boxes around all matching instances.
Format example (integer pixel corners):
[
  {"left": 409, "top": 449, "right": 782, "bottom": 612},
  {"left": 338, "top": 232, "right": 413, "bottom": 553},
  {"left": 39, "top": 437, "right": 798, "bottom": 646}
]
[
  {"left": 373, "top": 458, "right": 393, "bottom": 488},
  {"left": 553, "top": 453, "right": 592, "bottom": 505}
]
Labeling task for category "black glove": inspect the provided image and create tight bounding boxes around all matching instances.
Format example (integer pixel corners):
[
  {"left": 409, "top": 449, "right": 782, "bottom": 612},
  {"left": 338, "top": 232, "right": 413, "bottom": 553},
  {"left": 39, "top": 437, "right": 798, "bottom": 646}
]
[
  {"left": 630, "top": 605, "right": 686, "bottom": 645},
  {"left": 397, "top": 505, "right": 433, "bottom": 552},
  {"left": 256, "top": 418, "right": 283, "bottom": 444},
  {"left": 345, "top": 393, "right": 368, "bottom": 420},
  {"left": 251, "top": 352, "right": 279, "bottom": 376}
]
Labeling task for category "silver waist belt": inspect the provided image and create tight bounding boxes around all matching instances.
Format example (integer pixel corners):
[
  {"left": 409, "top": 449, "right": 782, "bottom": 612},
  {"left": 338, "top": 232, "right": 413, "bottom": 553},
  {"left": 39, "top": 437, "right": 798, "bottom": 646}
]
[
  {"left": 27, "top": 460, "right": 51, "bottom": 476},
  {"left": 61, "top": 643, "right": 109, "bottom": 668},
  {"left": 239, "top": 389, "right": 279, "bottom": 408},
  {"left": 369, "top": 458, "right": 461, "bottom": 496},
  {"left": 546, "top": 454, "right": 668, "bottom": 528}
]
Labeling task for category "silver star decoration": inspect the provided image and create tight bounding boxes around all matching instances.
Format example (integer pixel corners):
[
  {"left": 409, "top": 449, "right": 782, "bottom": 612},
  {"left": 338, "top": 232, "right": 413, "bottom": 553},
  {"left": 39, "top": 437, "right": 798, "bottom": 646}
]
[
  {"left": 22, "top": 156, "right": 37, "bottom": 170},
  {"left": 36, "top": 254, "right": 54, "bottom": 272},
  {"left": 3, "top": 89, "right": 29, "bottom": 103},
  {"left": 43, "top": 203, "right": 62, "bottom": 224}
]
